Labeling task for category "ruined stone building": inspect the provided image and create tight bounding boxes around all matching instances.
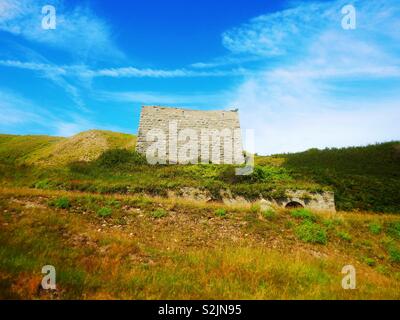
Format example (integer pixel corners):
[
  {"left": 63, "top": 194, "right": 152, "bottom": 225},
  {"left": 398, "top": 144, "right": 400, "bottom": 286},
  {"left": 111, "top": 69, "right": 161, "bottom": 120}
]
[{"left": 136, "top": 106, "right": 244, "bottom": 164}]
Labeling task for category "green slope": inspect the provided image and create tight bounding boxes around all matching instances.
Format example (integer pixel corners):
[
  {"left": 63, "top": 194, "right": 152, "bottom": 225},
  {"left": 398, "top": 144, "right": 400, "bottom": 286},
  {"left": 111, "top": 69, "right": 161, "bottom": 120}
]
[
  {"left": 0, "top": 130, "right": 136, "bottom": 166},
  {"left": 0, "top": 130, "right": 399, "bottom": 213},
  {"left": 273, "top": 142, "right": 400, "bottom": 212}
]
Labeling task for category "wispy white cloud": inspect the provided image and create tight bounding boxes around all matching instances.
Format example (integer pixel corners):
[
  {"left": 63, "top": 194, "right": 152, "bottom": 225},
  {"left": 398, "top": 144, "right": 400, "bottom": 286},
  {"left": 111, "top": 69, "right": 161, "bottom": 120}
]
[
  {"left": 0, "top": 0, "right": 123, "bottom": 61},
  {"left": 81, "top": 66, "right": 248, "bottom": 78},
  {"left": 0, "top": 59, "right": 249, "bottom": 79},
  {"left": 0, "top": 88, "right": 99, "bottom": 136},
  {"left": 226, "top": 0, "right": 400, "bottom": 154}
]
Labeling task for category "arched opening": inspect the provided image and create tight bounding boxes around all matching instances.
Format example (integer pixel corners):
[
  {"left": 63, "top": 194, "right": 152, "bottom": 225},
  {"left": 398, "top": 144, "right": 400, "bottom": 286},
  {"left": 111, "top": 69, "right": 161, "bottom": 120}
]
[{"left": 285, "top": 201, "right": 304, "bottom": 209}]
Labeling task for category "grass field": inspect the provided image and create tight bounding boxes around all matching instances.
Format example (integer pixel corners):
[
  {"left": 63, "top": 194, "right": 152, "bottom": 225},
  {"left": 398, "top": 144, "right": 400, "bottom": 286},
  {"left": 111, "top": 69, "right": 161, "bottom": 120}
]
[
  {"left": 1, "top": 187, "right": 400, "bottom": 299},
  {"left": 1, "top": 130, "right": 400, "bottom": 299}
]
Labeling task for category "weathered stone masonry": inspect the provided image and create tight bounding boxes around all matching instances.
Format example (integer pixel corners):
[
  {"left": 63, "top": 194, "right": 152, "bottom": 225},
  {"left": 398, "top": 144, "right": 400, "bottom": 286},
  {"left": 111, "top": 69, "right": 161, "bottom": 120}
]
[{"left": 136, "top": 106, "right": 244, "bottom": 164}]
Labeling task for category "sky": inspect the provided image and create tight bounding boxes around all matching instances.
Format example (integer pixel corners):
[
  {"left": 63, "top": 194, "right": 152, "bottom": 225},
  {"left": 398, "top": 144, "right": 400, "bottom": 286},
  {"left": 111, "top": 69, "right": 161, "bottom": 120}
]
[{"left": 0, "top": 0, "right": 399, "bottom": 154}]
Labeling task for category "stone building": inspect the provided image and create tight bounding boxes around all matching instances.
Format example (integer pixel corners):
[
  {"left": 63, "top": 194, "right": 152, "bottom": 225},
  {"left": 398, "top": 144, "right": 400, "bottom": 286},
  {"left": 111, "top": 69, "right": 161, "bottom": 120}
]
[{"left": 136, "top": 106, "right": 244, "bottom": 164}]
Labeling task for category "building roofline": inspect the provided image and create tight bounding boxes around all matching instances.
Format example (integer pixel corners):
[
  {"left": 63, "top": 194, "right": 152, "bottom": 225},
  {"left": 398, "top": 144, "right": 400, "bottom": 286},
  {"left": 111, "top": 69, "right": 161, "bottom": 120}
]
[{"left": 141, "top": 105, "right": 238, "bottom": 112}]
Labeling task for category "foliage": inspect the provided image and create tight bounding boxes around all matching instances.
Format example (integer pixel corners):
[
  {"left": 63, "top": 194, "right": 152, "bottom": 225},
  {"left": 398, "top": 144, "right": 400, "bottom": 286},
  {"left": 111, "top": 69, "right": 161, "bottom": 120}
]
[
  {"left": 290, "top": 208, "right": 316, "bottom": 221},
  {"left": 386, "top": 221, "right": 400, "bottom": 239},
  {"left": 97, "top": 149, "right": 146, "bottom": 168},
  {"left": 97, "top": 207, "right": 112, "bottom": 218},
  {"left": 364, "top": 257, "right": 376, "bottom": 266},
  {"left": 337, "top": 231, "right": 352, "bottom": 241},
  {"left": 280, "top": 141, "right": 400, "bottom": 213},
  {"left": 295, "top": 221, "right": 327, "bottom": 244},
  {"left": 369, "top": 222, "right": 383, "bottom": 235},
  {"left": 49, "top": 196, "right": 70, "bottom": 209},
  {"left": 215, "top": 208, "right": 227, "bottom": 217},
  {"left": 261, "top": 209, "right": 276, "bottom": 220},
  {"left": 150, "top": 209, "right": 168, "bottom": 219}
]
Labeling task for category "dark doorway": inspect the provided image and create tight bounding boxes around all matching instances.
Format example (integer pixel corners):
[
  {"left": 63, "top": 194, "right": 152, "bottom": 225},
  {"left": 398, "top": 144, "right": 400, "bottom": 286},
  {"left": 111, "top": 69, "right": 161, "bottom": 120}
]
[{"left": 285, "top": 201, "right": 304, "bottom": 209}]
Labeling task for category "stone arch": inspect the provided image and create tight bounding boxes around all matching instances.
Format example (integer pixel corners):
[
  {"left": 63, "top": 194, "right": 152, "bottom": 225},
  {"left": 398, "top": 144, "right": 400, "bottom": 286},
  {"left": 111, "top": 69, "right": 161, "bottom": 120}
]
[{"left": 285, "top": 201, "right": 304, "bottom": 209}]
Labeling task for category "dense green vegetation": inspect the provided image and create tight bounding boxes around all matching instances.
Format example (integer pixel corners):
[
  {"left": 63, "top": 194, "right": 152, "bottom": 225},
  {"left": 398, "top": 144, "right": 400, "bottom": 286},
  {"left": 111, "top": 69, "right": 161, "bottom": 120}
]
[{"left": 273, "top": 142, "right": 400, "bottom": 213}]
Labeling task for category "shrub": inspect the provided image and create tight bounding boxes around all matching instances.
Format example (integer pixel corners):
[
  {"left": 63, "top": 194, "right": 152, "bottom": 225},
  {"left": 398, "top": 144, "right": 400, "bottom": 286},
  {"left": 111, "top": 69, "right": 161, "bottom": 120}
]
[
  {"left": 290, "top": 208, "right": 316, "bottom": 221},
  {"left": 323, "top": 218, "right": 343, "bottom": 229},
  {"left": 295, "top": 220, "right": 327, "bottom": 244},
  {"left": 106, "top": 199, "right": 121, "bottom": 208},
  {"left": 215, "top": 208, "right": 227, "bottom": 218},
  {"left": 364, "top": 257, "right": 376, "bottom": 266},
  {"left": 337, "top": 231, "right": 352, "bottom": 241},
  {"left": 369, "top": 222, "right": 382, "bottom": 235},
  {"left": 97, "top": 207, "right": 112, "bottom": 218},
  {"left": 261, "top": 209, "right": 276, "bottom": 220},
  {"left": 388, "top": 245, "right": 400, "bottom": 263},
  {"left": 250, "top": 165, "right": 292, "bottom": 182},
  {"left": 35, "top": 179, "right": 52, "bottom": 190},
  {"left": 387, "top": 221, "right": 400, "bottom": 239},
  {"left": 49, "top": 196, "right": 70, "bottom": 209},
  {"left": 151, "top": 209, "right": 168, "bottom": 219},
  {"left": 97, "top": 149, "right": 146, "bottom": 168},
  {"left": 250, "top": 204, "right": 260, "bottom": 213}
]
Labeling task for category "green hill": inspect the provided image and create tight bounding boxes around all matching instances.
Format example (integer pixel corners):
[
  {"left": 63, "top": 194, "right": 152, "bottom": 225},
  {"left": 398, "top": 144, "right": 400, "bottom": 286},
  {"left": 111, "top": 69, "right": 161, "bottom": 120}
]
[
  {"left": 0, "top": 130, "right": 136, "bottom": 166},
  {"left": 271, "top": 142, "right": 400, "bottom": 212},
  {"left": 0, "top": 130, "right": 399, "bottom": 213}
]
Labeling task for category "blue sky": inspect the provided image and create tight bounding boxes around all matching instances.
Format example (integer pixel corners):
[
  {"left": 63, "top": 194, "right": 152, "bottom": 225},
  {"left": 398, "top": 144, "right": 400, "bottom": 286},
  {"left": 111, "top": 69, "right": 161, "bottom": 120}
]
[{"left": 0, "top": 0, "right": 399, "bottom": 154}]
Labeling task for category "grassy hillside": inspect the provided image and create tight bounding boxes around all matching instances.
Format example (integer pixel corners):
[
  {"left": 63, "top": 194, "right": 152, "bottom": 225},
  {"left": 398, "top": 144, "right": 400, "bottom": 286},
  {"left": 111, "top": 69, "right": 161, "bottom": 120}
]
[
  {"left": 1, "top": 133, "right": 400, "bottom": 300},
  {"left": 1, "top": 188, "right": 399, "bottom": 299},
  {"left": 0, "top": 130, "right": 136, "bottom": 166},
  {"left": 0, "top": 134, "right": 65, "bottom": 165},
  {"left": 0, "top": 130, "right": 399, "bottom": 213},
  {"left": 273, "top": 142, "right": 400, "bottom": 213}
]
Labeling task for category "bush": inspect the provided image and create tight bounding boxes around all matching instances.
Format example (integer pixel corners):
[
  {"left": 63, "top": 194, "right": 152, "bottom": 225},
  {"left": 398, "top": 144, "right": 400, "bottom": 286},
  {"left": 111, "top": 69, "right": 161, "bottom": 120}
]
[
  {"left": 364, "top": 257, "right": 376, "bottom": 266},
  {"left": 295, "top": 220, "right": 327, "bottom": 244},
  {"left": 388, "top": 245, "right": 400, "bottom": 263},
  {"left": 290, "top": 208, "right": 316, "bottom": 221},
  {"left": 337, "top": 231, "right": 352, "bottom": 241},
  {"left": 49, "top": 196, "right": 70, "bottom": 209},
  {"left": 387, "top": 221, "right": 400, "bottom": 239},
  {"left": 250, "top": 204, "right": 260, "bottom": 213},
  {"left": 261, "top": 209, "right": 276, "bottom": 220},
  {"left": 97, "top": 207, "right": 112, "bottom": 218},
  {"left": 369, "top": 222, "right": 382, "bottom": 235},
  {"left": 215, "top": 208, "right": 227, "bottom": 217},
  {"left": 250, "top": 165, "right": 292, "bottom": 182},
  {"left": 35, "top": 179, "right": 52, "bottom": 190},
  {"left": 97, "top": 149, "right": 146, "bottom": 168},
  {"left": 151, "top": 209, "right": 168, "bottom": 219}
]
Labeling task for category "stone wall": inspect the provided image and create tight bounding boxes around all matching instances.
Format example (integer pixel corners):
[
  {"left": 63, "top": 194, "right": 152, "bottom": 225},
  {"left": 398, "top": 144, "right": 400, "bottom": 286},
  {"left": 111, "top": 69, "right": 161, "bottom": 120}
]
[
  {"left": 165, "top": 187, "right": 336, "bottom": 213},
  {"left": 136, "top": 106, "right": 244, "bottom": 164}
]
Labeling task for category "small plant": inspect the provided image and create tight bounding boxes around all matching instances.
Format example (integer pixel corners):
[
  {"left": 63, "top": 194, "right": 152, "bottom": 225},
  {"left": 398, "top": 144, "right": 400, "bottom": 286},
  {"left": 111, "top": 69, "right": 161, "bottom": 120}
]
[
  {"left": 49, "top": 196, "right": 70, "bottom": 209},
  {"left": 364, "top": 257, "right": 376, "bottom": 266},
  {"left": 386, "top": 221, "right": 400, "bottom": 239},
  {"left": 215, "top": 208, "right": 227, "bottom": 218},
  {"left": 35, "top": 179, "right": 51, "bottom": 190},
  {"left": 388, "top": 245, "right": 400, "bottom": 263},
  {"left": 250, "top": 204, "right": 260, "bottom": 213},
  {"left": 97, "top": 207, "right": 112, "bottom": 218},
  {"left": 337, "top": 231, "right": 352, "bottom": 242},
  {"left": 151, "top": 208, "right": 168, "bottom": 219},
  {"left": 106, "top": 198, "right": 121, "bottom": 208},
  {"left": 290, "top": 208, "right": 316, "bottom": 221},
  {"left": 261, "top": 209, "right": 276, "bottom": 220},
  {"left": 369, "top": 222, "right": 382, "bottom": 235},
  {"left": 295, "top": 220, "right": 327, "bottom": 244}
]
